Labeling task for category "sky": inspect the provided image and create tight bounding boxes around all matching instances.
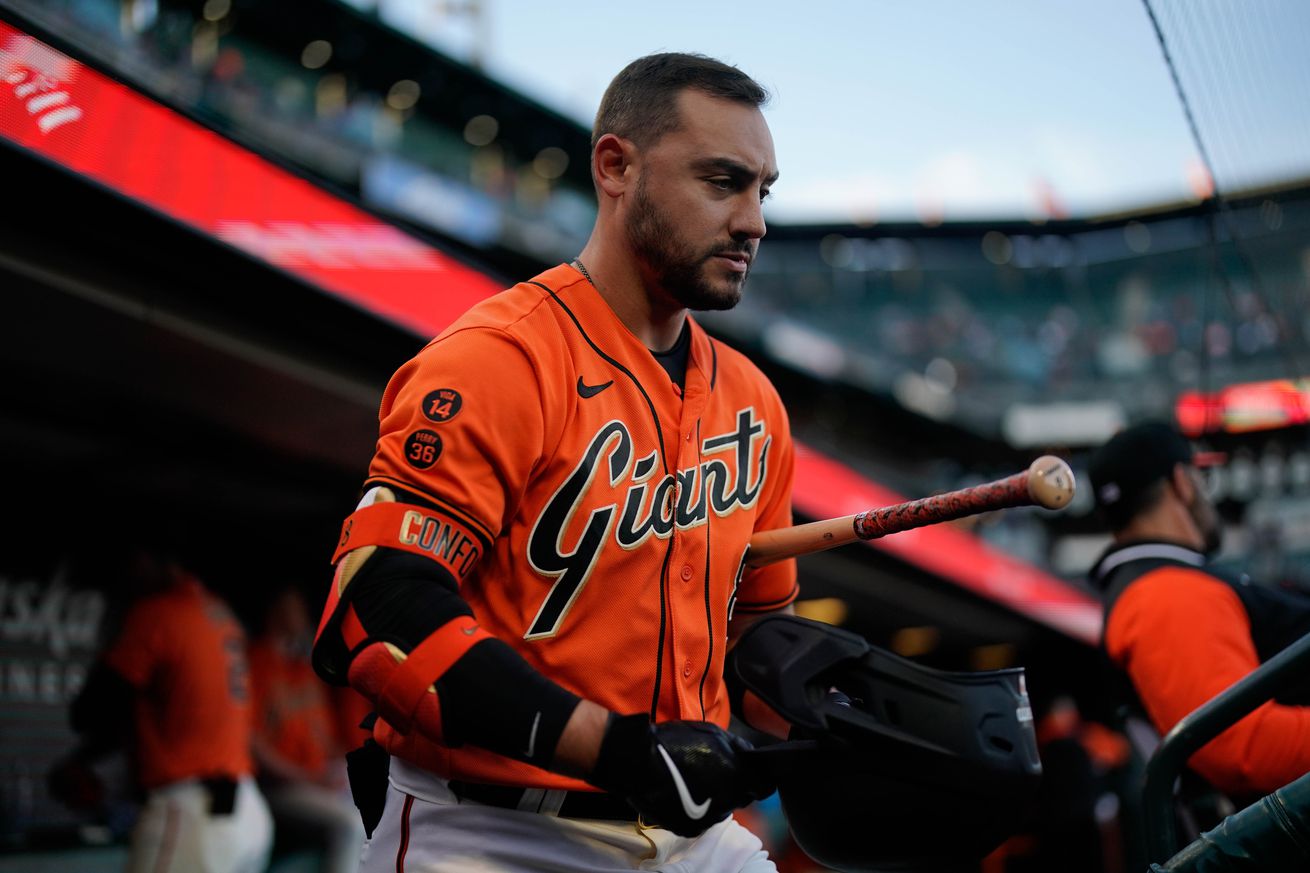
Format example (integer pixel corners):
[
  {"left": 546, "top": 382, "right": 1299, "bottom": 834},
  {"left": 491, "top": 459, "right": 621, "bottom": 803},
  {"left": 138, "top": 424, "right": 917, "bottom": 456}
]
[{"left": 372, "top": 0, "right": 1310, "bottom": 224}]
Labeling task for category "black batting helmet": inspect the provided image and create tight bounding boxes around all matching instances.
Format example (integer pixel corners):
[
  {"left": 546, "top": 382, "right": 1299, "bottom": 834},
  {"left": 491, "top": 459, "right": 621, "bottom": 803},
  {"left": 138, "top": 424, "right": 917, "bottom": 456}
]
[{"left": 728, "top": 615, "right": 1042, "bottom": 872}]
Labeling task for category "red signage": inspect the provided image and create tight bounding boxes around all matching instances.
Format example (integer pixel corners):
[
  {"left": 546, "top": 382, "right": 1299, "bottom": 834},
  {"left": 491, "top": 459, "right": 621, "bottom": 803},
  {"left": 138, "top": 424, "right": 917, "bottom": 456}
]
[
  {"left": 0, "top": 18, "right": 502, "bottom": 335},
  {"left": 1177, "top": 378, "right": 1310, "bottom": 437}
]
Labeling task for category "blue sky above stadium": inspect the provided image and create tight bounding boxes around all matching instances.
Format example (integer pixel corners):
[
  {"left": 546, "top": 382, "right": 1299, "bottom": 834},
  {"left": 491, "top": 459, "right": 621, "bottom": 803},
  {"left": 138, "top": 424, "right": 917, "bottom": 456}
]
[{"left": 363, "top": 0, "right": 1310, "bottom": 225}]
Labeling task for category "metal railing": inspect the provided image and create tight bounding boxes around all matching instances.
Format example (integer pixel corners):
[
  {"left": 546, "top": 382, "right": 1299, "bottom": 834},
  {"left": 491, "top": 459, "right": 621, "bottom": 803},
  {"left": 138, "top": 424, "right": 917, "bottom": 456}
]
[{"left": 1143, "top": 630, "right": 1310, "bottom": 862}]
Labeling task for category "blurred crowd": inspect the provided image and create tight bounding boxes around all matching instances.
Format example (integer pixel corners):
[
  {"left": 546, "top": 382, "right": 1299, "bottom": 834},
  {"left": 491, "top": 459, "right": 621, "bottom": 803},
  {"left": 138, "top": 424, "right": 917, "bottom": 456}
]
[{"left": 744, "top": 222, "right": 1309, "bottom": 404}]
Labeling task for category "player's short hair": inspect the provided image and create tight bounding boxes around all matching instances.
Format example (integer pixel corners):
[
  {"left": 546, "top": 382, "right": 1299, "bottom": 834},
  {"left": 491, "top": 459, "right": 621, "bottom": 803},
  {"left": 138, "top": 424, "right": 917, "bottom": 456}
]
[
  {"left": 1100, "top": 477, "right": 1169, "bottom": 531},
  {"left": 592, "top": 52, "right": 769, "bottom": 151}
]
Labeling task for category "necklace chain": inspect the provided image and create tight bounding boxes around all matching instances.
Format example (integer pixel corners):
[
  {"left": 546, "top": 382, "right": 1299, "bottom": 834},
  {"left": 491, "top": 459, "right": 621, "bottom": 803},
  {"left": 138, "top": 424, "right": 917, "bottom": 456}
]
[{"left": 572, "top": 258, "right": 594, "bottom": 286}]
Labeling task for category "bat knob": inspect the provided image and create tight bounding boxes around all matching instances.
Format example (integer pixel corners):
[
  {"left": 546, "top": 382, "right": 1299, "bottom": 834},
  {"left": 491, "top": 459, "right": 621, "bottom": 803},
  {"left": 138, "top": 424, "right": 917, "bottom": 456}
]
[{"left": 1027, "top": 455, "right": 1075, "bottom": 510}]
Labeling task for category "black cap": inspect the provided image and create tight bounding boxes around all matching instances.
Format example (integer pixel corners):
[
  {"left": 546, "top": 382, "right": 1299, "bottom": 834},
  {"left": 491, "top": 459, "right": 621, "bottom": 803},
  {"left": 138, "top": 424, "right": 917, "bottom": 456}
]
[{"left": 1088, "top": 421, "right": 1195, "bottom": 511}]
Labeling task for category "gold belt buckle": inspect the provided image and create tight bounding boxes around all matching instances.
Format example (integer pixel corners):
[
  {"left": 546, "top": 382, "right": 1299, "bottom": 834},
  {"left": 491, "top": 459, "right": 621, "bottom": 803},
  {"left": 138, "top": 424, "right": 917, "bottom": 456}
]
[{"left": 634, "top": 814, "right": 660, "bottom": 861}]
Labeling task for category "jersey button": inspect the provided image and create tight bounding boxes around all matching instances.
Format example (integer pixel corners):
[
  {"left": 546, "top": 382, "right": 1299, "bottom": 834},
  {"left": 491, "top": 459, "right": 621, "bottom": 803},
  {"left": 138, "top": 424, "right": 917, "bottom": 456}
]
[
  {"left": 682, "top": 660, "right": 692, "bottom": 678},
  {"left": 680, "top": 564, "right": 693, "bottom": 582}
]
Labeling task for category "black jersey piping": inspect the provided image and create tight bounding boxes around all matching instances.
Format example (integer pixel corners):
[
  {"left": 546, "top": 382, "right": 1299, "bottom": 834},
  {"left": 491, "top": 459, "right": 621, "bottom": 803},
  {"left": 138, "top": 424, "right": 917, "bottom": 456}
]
[
  {"left": 528, "top": 281, "right": 670, "bottom": 472},
  {"left": 528, "top": 278, "right": 673, "bottom": 720},
  {"left": 649, "top": 543, "right": 676, "bottom": 720},
  {"left": 696, "top": 418, "right": 714, "bottom": 719},
  {"left": 709, "top": 338, "right": 719, "bottom": 390}
]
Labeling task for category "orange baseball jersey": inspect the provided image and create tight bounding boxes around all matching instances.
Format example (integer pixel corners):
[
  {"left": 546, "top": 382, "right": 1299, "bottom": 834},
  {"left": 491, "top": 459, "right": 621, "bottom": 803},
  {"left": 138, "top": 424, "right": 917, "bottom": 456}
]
[
  {"left": 102, "top": 576, "right": 254, "bottom": 789},
  {"left": 350, "top": 262, "right": 797, "bottom": 789},
  {"left": 248, "top": 638, "right": 340, "bottom": 778},
  {"left": 1105, "top": 566, "right": 1310, "bottom": 796}
]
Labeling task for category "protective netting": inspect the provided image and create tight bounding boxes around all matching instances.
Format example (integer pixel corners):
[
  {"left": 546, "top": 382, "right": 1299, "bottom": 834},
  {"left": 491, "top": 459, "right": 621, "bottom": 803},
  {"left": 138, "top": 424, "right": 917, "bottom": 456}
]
[
  {"left": 1142, "top": 0, "right": 1310, "bottom": 395},
  {"left": 1143, "top": 0, "right": 1310, "bottom": 195}
]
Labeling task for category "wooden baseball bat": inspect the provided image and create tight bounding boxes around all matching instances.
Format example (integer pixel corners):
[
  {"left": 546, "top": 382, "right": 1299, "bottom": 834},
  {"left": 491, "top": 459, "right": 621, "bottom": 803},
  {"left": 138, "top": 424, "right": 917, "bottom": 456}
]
[{"left": 745, "top": 455, "right": 1075, "bottom": 569}]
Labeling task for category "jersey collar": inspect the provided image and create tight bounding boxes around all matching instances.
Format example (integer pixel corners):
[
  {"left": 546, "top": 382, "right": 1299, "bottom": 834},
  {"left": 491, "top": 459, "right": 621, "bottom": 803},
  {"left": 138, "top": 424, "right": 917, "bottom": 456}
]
[
  {"left": 1089, "top": 540, "right": 1206, "bottom": 587},
  {"left": 539, "top": 263, "right": 717, "bottom": 400}
]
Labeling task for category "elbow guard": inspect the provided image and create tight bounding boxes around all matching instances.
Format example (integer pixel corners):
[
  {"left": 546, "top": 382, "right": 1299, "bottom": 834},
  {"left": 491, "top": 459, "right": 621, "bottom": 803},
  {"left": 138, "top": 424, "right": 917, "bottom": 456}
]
[
  {"left": 313, "top": 487, "right": 580, "bottom": 768},
  {"left": 313, "top": 487, "right": 493, "bottom": 742}
]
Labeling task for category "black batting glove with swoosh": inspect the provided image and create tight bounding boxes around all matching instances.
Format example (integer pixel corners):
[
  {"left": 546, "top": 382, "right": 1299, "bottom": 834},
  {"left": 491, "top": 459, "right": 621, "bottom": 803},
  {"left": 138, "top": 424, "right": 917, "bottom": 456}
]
[{"left": 588, "top": 713, "right": 774, "bottom": 837}]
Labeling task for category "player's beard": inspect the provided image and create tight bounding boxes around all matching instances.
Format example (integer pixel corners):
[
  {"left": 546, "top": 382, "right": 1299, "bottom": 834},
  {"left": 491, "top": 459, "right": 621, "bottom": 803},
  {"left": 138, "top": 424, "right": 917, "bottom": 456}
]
[{"left": 625, "top": 172, "right": 752, "bottom": 312}]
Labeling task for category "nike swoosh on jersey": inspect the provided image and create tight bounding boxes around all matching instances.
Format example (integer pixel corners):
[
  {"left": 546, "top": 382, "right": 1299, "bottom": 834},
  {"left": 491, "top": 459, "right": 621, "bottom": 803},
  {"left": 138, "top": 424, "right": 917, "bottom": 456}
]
[
  {"left": 656, "top": 744, "right": 711, "bottom": 820},
  {"left": 576, "top": 377, "right": 614, "bottom": 398}
]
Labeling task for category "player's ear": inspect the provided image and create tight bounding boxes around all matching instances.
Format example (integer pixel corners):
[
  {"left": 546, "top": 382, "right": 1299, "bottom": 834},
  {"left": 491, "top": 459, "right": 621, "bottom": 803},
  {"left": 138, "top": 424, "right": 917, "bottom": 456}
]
[
  {"left": 1169, "top": 463, "right": 1195, "bottom": 503},
  {"left": 593, "top": 133, "right": 634, "bottom": 199}
]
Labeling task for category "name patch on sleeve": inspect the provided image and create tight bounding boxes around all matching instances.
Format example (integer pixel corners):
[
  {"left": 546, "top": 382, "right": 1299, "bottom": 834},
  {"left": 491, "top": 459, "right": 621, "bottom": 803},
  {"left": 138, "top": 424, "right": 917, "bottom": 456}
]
[{"left": 334, "top": 502, "right": 483, "bottom": 582}]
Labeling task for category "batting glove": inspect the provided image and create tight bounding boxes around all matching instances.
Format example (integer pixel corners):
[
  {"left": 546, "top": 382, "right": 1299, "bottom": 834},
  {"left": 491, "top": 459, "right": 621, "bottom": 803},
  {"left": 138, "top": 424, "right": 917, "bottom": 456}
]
[{"left": 588, "top": 713, "right": 774, "bottom": 837}]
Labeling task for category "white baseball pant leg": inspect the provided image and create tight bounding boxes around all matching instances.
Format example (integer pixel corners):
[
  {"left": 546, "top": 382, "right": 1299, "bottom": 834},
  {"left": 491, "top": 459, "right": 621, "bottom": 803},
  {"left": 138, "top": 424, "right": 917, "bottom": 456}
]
[{"left": 127, "top": 776, "right": 273, "bottom": 873}]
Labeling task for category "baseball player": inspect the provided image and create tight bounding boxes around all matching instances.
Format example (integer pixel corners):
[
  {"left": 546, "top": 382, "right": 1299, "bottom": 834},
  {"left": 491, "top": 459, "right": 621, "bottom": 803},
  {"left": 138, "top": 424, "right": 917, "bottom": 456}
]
[
  {"left": 1089, "top": 423, "right": 1310, "bottom": 800},
  {"left": 249, "top": 588, "right": 364, "bottom": 873},
  {"left": 314, "top": 52, "right": 796, "bottom": 872},
  {"left": 51, "top": 547, "right": 273, "bottom": 873}
]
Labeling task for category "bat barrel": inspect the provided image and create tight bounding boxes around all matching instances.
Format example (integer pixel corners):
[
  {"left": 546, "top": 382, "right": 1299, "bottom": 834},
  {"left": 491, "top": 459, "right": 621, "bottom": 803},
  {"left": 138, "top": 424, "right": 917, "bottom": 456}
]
[{"left": 744, "top": 455, "right": 1075, "bottom": 567}]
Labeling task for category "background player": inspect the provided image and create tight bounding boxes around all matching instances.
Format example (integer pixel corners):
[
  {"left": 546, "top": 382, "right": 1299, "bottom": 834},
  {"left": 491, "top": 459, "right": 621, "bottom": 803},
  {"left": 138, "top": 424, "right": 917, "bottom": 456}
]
[
  {"left": 50, "top": 545, "right": 273, "bottom": 873},
  {"left": 249, "top": 587, "right": 364, "bottom": 873},
  {"left": 314, "top": 52, "right": 796, "bottom": 872},
  {"left": 1089, "top": 422, "right": 1310, "bottom": 804}
]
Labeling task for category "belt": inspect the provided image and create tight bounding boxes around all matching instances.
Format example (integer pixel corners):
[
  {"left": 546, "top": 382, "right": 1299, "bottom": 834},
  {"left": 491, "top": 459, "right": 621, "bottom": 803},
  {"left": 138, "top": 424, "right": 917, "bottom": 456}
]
[
  {"left": 200, "top": 776, "right": 238, "bottom": 815},
  {"left": 447, "top": 780, "right": 638, "bottom": 822}
]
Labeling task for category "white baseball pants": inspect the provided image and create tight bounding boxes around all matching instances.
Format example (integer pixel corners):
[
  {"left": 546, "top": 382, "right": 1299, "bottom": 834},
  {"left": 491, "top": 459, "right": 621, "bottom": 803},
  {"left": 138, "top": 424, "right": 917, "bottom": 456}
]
[{"left": 358, "top": 760, "right": 775, "bottom": 873}]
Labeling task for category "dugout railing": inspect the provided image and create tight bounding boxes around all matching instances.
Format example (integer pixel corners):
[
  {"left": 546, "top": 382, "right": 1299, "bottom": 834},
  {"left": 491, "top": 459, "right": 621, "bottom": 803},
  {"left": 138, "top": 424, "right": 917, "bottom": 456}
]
[{"left": 1143, "top": 629, "right": 1310, "bottom": 862}]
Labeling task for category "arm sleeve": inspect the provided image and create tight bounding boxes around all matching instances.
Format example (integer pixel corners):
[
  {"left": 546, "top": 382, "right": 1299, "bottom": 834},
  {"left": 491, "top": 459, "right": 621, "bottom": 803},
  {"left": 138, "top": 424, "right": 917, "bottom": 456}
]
[
  {"left": 367, "top": 326, "right": 548, "bottom": 546},
  {"left": 733, "top": 390, "right": 798, "bottom": 614},
  {"left": 1106, "top": 568, "right": 1310, "bottom": 796},
  {"left": 336, "top": 546, "right": 581, "bottom": 769},
  {"left": 68, "top": 663, "right": 134, "bottom": 754}
]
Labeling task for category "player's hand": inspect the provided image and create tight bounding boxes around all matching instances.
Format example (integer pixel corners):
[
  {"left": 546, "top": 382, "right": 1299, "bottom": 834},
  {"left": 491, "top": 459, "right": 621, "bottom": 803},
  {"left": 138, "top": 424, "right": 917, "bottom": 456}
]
[{"left": 587, "top": 713, "right": 774, "bottom": 837}]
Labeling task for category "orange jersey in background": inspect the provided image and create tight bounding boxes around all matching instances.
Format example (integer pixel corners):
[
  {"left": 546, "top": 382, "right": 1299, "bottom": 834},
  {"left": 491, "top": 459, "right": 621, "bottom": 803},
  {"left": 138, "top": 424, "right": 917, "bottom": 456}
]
[
  {"left": 1105, "top": 566, "right": 1310, "bottom": 796},
  {"left": 362, "top": 263, "right": 798, "bottom": 789},
  {"left": 248, "top": 639, "right": 340, "bottom": 778},
  {"left": 102, "top": 576, "right": 254, "bottom": 789}
]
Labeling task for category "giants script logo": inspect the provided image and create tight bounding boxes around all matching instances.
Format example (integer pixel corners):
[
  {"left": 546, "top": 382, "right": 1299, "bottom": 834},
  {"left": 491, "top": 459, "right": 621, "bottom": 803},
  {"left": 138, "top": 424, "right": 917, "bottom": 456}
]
[{"left": 524, "top": 409, "right": 769, "bottom": 639}]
